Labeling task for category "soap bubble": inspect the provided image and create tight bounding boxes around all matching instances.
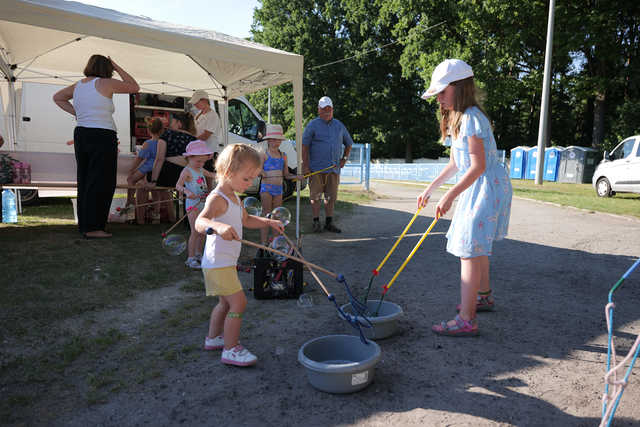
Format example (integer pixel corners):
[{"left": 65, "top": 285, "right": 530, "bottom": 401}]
[
  {"left": 162, "top": 234, "right": 187, "bottom": 256},
  {"left": 84, "top": 265, "right": 110, "bottom": 283},
  {"left": 271, "top": 206, "right": 291, "bottom": 227},
  {"left": 270, "top": 235, "right": 291, "bottom": 261},
  {"left": 297, "top": 294, "right": 314, "bottom": 308},
  {"left": 243, "top": 197, "right": 262, "bottom": 216}
]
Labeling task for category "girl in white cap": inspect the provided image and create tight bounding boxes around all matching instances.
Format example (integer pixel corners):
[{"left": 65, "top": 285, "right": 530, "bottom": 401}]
[
  {"left": 176, "top": 140, "right": 216, "bottom": 269},
  {"left": 417, "top": 59, "right": 512, "bottom": 337},
  {"left": 258, "top": 124, "right": 302, "bottom": 245}
]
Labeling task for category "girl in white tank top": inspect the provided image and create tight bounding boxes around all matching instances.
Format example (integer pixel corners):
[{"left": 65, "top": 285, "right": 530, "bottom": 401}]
[
  {"left": 200, "top": 189, "right": 243, "bottom": 269},
  {"left": 193, "top": 143, "right": 284, "bottom": 367}
]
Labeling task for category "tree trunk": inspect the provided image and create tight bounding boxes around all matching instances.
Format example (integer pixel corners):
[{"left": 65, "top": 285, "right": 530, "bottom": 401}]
[
  {"left": 592, "top": 93, "right": 605, "bottom": 149},
  {"left": 528, "top": 92, "right": 539, "bottom": 145},
  {"left": 405, "top": 140, "right": 413, "bottom": 163}
]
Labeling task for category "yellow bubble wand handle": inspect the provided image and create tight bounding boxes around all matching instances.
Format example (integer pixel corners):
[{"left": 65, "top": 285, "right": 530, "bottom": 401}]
[
  {"left": 362, "top": 206, "right": 422, "bottom": 305},
  {"left": 304, "top": 164, "right": 336, "bottom": 178},
  {"left": 373, "top": 215, "right": 439, "bottom": 315},
  {"left": 383, "top": 215, "right": 439, "bottom": 294},
  {"left": 373, "top": 206, "right": 423, "bottom": 275}
]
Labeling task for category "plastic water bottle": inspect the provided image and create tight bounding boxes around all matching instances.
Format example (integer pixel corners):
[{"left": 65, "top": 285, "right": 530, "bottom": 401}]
[{"left": 2, "top": 189, "right": 18, "bottom": 223}]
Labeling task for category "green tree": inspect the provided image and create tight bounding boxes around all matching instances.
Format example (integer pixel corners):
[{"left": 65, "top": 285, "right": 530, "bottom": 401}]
[
  {"left": 250, "top": 0, "right": 445, "bottom": 161},
  {"left": 249, "top": 0, "right": 640, "bottom": 160}
]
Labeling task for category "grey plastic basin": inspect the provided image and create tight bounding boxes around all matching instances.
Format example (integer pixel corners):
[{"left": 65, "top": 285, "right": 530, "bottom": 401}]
[
  {"left": 298, "top": 335, "right": 381, "bottom": 393},
  {"left": 340, "top": 300, "right": 403, "bottom": 340}
]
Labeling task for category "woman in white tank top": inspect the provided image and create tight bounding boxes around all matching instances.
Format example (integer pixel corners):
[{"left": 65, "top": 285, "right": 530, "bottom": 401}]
[{"left": 53, "top": 55, "right": 139, "bottom": 238}]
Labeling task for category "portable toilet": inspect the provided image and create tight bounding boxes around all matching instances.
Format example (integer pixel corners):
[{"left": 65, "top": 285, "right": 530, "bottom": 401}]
[
  {"left": 558, "top": 146, "right": 599, "bottom": 183},
  {"left": 524, "top": 147, "right": 540, "bottom": 180},
  {"left": 509, "top": 146, "right": 528, "bottom": 179},
  {"left": 543, "top": 147, "right": 565, "bottom": 182}
]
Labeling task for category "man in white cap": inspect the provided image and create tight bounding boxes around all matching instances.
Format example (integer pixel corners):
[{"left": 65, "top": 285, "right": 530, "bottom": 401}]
[
  {"left": 189, "top": 90, "right": 223, "bottom": 187},
  {"left": 302, "top": 96, "right": 353, "bottom": 233}
]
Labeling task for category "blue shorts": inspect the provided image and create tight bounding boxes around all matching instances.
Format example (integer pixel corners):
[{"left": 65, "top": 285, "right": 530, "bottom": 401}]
[{"left": 260, "top": 183, "right": 283, "bottom": 197}]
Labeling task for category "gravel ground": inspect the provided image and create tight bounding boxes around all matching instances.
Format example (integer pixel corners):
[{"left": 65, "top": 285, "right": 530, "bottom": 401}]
[{"left": 14, "top": 180, "right": 640, "bottom": 426}]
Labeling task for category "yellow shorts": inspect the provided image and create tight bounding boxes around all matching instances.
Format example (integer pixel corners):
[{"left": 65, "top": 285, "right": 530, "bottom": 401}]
[{"left": 202, "top": 266, "right": 243, "bottom": 296}]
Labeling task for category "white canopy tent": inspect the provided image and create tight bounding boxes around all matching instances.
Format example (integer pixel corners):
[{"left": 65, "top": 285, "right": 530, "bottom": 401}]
[{"left": 0, "top": 0, "right": 304, "bottom": 236}]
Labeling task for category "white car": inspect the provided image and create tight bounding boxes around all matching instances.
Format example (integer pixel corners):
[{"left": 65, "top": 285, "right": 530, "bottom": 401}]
[{"left": 592, "top": 135, "right": 640, "bottom": 197}]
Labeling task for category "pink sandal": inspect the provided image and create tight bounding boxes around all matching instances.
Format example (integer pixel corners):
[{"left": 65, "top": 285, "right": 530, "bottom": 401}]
[{"left": 432, "top": 314, "right": 479, "bottom": 337}]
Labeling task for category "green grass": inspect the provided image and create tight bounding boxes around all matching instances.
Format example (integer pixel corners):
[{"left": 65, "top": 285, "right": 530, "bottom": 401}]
[
  {"left": 371, "top": 178, "right": 640, "bottom": 219},
  {"left": 510, "top": 180, "right": 640, "bottom": 218}
]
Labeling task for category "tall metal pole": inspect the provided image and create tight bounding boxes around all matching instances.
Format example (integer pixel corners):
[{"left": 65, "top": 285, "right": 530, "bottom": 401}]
[{"left": 535, "top": 0, "right": 555, "bottom": 185}]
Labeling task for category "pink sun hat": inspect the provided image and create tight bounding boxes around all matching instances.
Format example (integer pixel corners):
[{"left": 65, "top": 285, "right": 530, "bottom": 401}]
[
  {"left": 183, "top": 140, "right": 214, "bottom": 156},
  {"left": 264, "top": 124, "right": 286, "bottom": 140}
]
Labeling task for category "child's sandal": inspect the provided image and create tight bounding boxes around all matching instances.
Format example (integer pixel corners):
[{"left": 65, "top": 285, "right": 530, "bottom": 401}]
[{"left": 432, "top": 314, "right": 479, "bottom": 337}]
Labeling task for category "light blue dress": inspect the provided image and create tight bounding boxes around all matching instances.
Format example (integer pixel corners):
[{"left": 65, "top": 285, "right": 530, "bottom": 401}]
[
  {"left": 446, "top": 106, "right": 512, "bottom": 258},
  {"left": 183, "top": 166, "right": 208, "bottom": 213}
]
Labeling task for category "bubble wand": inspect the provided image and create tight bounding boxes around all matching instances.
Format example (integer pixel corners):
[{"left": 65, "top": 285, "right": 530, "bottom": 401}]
[
  {"left": 206, "top": 227, "right": 372, "bottom": 342},
  {"left": 161, "top": 197, "right": 206, "bottom": 237},
  {"left": 363, "top": 207, "right": 423, "bottom": 304},
  {"left": 374, "top": 215, "right": 439, "bottom": 315},
  {"left": 259, "top": 164, "right": 337, "bottom": 180}
]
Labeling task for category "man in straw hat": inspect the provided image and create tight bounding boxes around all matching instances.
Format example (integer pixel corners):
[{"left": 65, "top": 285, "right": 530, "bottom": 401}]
[{"left": 189, "top": 90, "right": 223, "bottom": 188}]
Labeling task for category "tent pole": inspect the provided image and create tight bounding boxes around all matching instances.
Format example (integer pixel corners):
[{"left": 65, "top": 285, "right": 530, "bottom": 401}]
[
  {"left": 0, "top": 54, "right": 17, "bottom": 150},
  {"left": 293, "top": 73, "right": 303, "bottom": 241}
]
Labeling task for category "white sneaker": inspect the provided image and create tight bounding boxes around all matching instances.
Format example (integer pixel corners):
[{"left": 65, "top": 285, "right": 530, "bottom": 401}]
[
  {"left": 204, "top": 335, "right": 224, "bottom": 351},
  {"left": 221, "top": 345, "right": 257, "bottom": 367},
  {"left": 195, "top": 253, "right": 203, "bottom": 262},
  {"left": 185, "top": 257, "right": 201, "bottom": 269}
]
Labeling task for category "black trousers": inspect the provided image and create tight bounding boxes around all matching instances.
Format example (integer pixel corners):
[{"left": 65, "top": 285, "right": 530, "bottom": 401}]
[{"left": 73, "top": 127, "right": 118, "bottom": 234}]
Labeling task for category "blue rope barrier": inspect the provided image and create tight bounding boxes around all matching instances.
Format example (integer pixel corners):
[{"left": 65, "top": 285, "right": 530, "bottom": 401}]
[{"left": 601, "top": 258, "right": 640, "bottom": 427}]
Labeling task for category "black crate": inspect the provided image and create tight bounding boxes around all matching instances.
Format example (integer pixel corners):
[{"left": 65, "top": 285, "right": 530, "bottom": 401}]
[{"left": 253, "top": 250, "right": 303, "bottom": 299}]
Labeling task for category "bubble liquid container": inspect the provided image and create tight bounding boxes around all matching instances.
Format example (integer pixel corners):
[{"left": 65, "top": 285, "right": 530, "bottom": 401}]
[
  {"left": 298, "top": 335, "right": 381, "bottom": 393},
  {"left": 2, "top": 189, "right": 18, "bottom": 223}
]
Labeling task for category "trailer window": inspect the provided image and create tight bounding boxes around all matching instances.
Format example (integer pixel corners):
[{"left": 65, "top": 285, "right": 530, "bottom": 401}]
[{"left": 228, "top": 99, "right": 259, "bottom": 140}]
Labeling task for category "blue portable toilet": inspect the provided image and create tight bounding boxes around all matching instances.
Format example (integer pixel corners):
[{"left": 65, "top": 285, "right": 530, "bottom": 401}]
[
  {"left": 524, "top": 147, "right": 539, "bottom": 180},
  {"left": 509, "top": 146, "right": 528, "bottom": 179},
  {"left": 543, "top": 147, "right": 564, "bottom": 181}
]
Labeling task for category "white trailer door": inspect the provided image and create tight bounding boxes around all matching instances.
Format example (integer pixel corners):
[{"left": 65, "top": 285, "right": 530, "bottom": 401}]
[{"left": 18, "top": 82, "right": 131, "bottom": 153}]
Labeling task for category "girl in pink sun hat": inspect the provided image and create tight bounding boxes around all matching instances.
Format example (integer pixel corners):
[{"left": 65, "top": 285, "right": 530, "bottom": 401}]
[
  {"left": 258, "top": 124, "right": 302, "bottom": 245},
  {"left": 176, "top": 139, "right": 216, "bottom": 269}
]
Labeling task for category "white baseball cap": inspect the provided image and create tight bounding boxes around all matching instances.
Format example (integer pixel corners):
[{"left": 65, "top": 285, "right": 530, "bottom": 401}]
[
  {"left": 318, "top": 96, "right": 333, "bottom": 108},
  {"left": 421, "top": 59, "right": 474, "bottom": 99},
  {"left": 188, "top": 90, "right": 209, "bottom": 105}
]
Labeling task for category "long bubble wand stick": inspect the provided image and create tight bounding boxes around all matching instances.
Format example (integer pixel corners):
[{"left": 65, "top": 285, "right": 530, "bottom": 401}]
[
  {"left": 374, "top": 215, "right": 439, "bottom": 315},
  {"left": 363, "top": 207, "right": 423, "bottom": 304}
]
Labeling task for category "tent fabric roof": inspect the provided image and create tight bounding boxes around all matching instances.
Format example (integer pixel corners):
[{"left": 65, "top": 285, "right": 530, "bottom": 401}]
[{"left": 0, "top": 0, "right": 303, "bottom": 99}]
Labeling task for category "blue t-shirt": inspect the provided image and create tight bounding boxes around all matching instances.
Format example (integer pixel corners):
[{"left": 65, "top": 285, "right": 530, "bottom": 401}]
[
  {"left": 302, "top": 117, "right": 353, "bottom": 174},
  {"left": 137, "top": 139, "right": 158, "bottom": 174}
]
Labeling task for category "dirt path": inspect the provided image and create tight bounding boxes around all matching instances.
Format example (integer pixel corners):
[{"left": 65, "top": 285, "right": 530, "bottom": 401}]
[{"left": 53, "top": 181, "right": 640, "bottom": 426}]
